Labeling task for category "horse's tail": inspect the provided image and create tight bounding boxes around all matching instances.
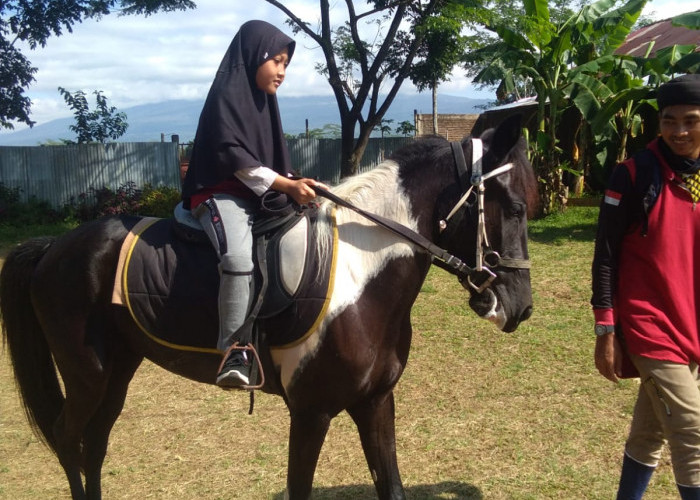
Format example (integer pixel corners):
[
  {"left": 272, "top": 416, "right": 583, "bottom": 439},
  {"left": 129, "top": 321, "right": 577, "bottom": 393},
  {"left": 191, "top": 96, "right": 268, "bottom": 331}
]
[{"left": 0, "top": 236, "right": 63, "bottom": 454}]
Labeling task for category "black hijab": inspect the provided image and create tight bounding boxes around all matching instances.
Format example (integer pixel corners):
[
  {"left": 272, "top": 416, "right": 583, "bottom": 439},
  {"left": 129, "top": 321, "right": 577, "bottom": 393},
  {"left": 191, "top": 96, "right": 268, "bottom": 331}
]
[{"left": 182, "top": 20, "right": 296, "bottom": 200}]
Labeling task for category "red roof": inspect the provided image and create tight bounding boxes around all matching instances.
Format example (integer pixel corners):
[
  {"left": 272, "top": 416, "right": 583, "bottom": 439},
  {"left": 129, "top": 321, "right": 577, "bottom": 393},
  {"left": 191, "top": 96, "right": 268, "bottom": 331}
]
[{"left": 615, "top": 13, "right": 700, "bottom": 57}]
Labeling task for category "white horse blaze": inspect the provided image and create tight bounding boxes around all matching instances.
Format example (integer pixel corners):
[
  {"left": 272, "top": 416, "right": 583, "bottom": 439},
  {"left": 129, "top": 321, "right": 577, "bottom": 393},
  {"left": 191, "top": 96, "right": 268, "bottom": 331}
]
[{"left": 479, "top": 289, "right": 506, "bottom": 329}]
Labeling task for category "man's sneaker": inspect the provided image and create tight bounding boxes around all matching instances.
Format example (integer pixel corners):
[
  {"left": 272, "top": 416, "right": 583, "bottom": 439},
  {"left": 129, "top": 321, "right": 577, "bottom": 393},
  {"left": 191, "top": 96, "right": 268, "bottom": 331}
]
[{"left": 216, "top": 350, "right": 250, "bottom": 388}]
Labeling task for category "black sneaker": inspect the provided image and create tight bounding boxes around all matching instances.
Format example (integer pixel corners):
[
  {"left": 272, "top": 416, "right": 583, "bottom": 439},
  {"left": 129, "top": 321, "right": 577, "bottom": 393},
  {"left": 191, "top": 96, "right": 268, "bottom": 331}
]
[{"left": 216, "top": 350, "right": 250, "bottom": 388}]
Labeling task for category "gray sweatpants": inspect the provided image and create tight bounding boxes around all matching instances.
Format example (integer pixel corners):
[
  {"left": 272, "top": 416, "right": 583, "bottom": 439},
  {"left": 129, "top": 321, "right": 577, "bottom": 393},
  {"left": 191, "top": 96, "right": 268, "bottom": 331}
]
[{"left": 194, "top": 194, "right": 257, "bottom": 352}]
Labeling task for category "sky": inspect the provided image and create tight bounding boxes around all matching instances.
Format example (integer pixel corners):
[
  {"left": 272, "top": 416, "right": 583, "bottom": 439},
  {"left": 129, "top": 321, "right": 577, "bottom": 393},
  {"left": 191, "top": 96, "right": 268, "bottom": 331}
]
[{"left": 1, "top": 0, "right": 698, "bottom": 133}]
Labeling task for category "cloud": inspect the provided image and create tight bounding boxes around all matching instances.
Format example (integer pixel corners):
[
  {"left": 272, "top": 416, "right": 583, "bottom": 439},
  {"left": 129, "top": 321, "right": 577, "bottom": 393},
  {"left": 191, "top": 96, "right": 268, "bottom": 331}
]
[
  {"left": 3, "top": 0, "right": 696, "bottom": 133},
  {"left": 10, "top": 1, "right": 327, "bottom": 126}
]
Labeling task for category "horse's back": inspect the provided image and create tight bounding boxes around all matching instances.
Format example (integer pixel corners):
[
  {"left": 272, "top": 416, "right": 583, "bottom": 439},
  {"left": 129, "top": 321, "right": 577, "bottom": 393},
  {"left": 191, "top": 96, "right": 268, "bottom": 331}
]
[{"left": 30, "top": 216, "right": 142, "bottom": 335}]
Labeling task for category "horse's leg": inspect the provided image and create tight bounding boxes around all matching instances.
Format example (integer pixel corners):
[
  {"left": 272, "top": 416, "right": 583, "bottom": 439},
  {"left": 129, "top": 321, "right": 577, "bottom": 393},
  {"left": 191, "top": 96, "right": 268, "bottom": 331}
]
[
  {"left": 286, "top": 412, "right": 332, "bottom": 500},
  {"left": 47, "top": 317, "right": 115, "bottom": 500},
  {"left": 347, "top": 391, "right": 405, "bottom": 500},
  {"left": 53, "top": 372, "right": 107, "bottom": 500},
  {"left": 83, "top": 351, "right": 143, "bottom": 500}
]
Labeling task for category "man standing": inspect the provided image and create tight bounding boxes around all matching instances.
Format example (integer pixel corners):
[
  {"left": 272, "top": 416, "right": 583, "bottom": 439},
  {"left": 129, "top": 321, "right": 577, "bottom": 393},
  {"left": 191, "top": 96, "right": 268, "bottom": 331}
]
[{"left": 592, "top": 73, "right": 700, "bottom": 499}]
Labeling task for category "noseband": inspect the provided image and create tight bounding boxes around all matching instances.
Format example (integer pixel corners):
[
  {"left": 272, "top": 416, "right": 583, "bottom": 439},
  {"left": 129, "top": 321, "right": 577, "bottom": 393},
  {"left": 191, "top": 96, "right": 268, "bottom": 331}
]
[{"left": 437, "top": 139, "right": 531, "bottom": 293}]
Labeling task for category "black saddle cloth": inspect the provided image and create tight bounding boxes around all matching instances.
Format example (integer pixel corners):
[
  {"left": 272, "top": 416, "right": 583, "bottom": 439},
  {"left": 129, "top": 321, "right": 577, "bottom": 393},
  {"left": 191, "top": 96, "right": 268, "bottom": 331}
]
[{"left": 120, "top": 210, "right": 335, "bottom": 352}]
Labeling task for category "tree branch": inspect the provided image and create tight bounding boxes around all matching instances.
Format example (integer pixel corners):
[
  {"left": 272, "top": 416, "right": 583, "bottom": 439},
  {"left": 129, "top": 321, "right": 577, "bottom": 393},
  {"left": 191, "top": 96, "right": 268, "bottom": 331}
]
[
  {"left": 345, "top": 0, "right": 370, "bottom": 74},
  {"left": 263, "top": 0, "right": 322, "bottom": 45},
  {"left": 355, "top": 0, "right": 412, "bottom": 21}
]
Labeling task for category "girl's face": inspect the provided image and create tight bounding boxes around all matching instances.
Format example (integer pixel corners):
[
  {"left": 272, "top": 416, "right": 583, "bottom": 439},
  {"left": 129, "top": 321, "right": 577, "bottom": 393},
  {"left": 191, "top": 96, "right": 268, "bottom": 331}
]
[{"left": 256, "top": 47, "right": 289, "bottom": 95}]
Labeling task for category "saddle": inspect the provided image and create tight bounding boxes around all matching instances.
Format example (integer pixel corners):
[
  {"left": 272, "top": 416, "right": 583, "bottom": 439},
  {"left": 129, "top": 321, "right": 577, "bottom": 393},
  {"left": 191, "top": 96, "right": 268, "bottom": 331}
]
[{"left": 111, "top": 197, "right": 337, "bottom": 361}]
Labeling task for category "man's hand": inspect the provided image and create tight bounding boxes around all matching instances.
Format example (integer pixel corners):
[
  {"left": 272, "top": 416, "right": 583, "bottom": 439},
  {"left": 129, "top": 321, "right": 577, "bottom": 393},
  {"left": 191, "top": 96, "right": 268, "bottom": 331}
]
[{"left": 594, "top": 332, "right": 623, "bottom": 383}]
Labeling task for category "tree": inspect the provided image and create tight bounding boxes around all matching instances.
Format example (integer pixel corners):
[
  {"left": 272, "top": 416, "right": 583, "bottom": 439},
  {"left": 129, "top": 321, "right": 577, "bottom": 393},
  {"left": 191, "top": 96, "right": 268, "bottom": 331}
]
[
  {"left": 396, "top": 120, "right": 417, "bottom": 136},
  {"left": 567, "top": 10, "right": 700, "bottom": 188},
  {"left": 58, "top": 87, "right": 128, "bottom": 143},
  {"left": 265, "top": 0, "right": 447, "bottom": 178},
  {"left": 466, "top": 0, "right": 648, "bottom": 214},
  {"left": 0, "top": 0, "right": 195, "bottom": 130},
  {"left": 461, "top": 0, "right": 582, "bottom": 104},
  {"left": 402, "top": 2, "right": 472, "bottom": 134},
  {"left": 378, "top": 118, "right": 394, "bottom": 139}
]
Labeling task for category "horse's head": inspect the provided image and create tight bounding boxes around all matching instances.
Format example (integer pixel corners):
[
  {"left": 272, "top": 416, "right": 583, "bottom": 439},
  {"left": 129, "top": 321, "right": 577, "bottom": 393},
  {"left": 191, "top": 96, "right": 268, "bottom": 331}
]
[{"left": 434, "top": 114, "right": 538, "bottom": 332}]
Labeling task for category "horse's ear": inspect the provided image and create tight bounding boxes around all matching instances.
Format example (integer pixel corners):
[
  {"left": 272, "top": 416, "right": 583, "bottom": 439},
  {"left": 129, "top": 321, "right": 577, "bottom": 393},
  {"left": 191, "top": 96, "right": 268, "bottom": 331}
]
[{"left": 489, "top": 114, "right": 523, "bottom": 162}]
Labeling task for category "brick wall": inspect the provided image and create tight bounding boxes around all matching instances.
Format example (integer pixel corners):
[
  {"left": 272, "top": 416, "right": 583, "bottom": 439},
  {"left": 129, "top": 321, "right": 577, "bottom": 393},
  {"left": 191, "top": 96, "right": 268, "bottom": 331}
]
[{"left": 414, "top": 113, "right": 480, "bottom": 141}]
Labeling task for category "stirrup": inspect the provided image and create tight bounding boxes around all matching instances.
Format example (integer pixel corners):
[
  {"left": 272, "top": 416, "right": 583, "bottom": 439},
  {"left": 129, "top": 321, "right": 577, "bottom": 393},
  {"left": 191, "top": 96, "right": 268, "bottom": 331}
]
[{"left": 218, "top": 342, "right": 265, "bottom": 391}]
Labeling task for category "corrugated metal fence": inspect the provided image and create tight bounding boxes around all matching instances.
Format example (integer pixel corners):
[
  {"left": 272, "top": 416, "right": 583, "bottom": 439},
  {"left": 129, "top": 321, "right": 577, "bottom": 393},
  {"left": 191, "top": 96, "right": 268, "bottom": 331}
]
[
  {"left": 0, "top": 137, "right": 414, "bottom": 208},
  {"left": 287, "top": 137, "right": 414, "bottom": 184},
  {"left": 0, "top": 142, "right": 180, "bottom": 208}
]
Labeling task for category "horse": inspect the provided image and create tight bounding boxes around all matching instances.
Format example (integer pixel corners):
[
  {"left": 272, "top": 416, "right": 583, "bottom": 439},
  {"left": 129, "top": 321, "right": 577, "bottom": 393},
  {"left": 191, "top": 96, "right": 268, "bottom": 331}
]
[{"left": 0, "top": 114, "right": 538, "bottom": 500}]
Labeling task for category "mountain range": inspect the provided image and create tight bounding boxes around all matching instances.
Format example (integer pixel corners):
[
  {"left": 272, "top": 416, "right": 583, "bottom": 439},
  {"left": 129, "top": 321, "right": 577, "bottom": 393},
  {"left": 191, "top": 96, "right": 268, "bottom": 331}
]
[{"left": 0, "top": 93, "right": 491, "bottom": 146}]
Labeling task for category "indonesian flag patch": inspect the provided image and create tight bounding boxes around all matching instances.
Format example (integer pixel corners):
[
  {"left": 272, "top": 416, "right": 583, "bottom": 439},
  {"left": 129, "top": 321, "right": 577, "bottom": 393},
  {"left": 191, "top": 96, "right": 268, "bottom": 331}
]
[{"left": 604, "top": 189, "right": 622, "bottom": 206}]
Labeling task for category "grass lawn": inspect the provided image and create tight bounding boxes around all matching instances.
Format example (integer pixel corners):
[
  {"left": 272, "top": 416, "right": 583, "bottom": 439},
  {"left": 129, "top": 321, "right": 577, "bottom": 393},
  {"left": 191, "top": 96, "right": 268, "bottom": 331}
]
[{"left": 0, "top": 208, "right": 679, "bottom": 499}]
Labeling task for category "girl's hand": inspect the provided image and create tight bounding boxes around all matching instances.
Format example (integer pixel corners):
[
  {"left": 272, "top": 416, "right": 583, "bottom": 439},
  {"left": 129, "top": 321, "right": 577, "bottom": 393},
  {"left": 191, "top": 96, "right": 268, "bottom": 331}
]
[{"left": 272, "top": 176, "right": 329, "bottom": 205}]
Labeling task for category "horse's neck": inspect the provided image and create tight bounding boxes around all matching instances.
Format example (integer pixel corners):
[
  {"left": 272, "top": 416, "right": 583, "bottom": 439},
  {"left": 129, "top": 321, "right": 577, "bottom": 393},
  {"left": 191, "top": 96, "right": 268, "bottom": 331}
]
[
  {"left": 320, "top": 161, "right": 426, "bottom": 327},
  {"left": 330, "top": 162, "right": 417, "bottom": 230}
]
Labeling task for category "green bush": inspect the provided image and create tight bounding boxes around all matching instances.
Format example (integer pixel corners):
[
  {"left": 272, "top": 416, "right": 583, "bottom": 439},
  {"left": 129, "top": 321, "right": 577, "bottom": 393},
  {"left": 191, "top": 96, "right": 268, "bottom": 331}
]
[
  {"left": 63, "top": 182, "right": 141, "bottom": 222},
  {"left": 2, "top": 181, "right": 181, "bottom": 226},
  {"left": 0, "top": 183, "right": 64, "bottom": 226},
  {"left": 139, "top": 184, "right": 181, "bottom": 218},
  {"left": 63, "top": 182, "right": 180, "bottom": 223}
]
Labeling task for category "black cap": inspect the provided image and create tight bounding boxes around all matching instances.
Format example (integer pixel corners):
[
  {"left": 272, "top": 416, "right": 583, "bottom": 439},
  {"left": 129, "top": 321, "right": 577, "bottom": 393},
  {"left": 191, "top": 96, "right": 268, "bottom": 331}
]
[{"left": 657, "top": 74, "right": 700, "bottom": 111}]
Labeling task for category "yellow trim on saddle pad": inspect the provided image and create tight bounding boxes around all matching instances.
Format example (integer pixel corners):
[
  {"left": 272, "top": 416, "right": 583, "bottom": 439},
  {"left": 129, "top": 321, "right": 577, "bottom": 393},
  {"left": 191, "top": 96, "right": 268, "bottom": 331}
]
[
  {"left": 112, "top": 217, "right": 159, "bottom": 306},
  {"left": 113, "top": 209, "right": 339, "bottom": 356},
  {"left": 271, "top": 208, "right": 339, "bottom": 351},
  {"left": 114, "top": 217, "right": 222, "bottom": 355}
]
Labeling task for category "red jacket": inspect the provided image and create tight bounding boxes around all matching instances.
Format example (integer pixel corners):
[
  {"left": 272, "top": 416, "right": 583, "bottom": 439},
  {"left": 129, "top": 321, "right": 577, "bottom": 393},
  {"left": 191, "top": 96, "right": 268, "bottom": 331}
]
[{"left": 591, "top": 138, "right": 700, "bottom": 365}]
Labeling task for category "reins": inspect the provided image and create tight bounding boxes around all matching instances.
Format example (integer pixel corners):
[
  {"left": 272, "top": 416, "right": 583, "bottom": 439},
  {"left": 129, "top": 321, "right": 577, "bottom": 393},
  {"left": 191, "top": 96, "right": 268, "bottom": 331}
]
[
  {"left": 312, "top": 185, "right": 474, "bottom": 280},
  {"left": 312, "top": 138, "right": 530, "bottom": 294}
]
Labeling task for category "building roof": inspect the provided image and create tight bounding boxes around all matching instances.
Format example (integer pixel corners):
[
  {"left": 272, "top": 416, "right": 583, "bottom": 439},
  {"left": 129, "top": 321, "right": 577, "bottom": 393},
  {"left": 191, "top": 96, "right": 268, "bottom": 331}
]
[{"left": 615, "top": 13, "right": 700, "bottom": 57}]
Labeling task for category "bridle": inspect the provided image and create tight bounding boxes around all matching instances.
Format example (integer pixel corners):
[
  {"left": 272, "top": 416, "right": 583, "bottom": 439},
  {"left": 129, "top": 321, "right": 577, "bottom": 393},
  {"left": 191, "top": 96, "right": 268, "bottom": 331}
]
[
  {"left": 312, "top": 138, "right": 530, "bottom": 294},
  {"left": 436, "top": 138, "right": 531, "bottom": 293}
]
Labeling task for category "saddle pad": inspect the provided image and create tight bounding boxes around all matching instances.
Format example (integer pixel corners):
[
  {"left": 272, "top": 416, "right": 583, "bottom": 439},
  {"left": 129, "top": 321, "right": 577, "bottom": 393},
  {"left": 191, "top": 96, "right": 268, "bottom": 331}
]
[{"left": 112, "top": 215, "right": 337, "bottom": 352}]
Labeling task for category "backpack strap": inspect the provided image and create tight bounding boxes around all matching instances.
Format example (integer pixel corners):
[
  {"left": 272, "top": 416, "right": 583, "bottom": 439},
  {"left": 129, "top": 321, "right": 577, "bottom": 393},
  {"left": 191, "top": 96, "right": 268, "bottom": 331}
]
[{"left": 623, "top": 148, "right": 662, "bottom": 236}]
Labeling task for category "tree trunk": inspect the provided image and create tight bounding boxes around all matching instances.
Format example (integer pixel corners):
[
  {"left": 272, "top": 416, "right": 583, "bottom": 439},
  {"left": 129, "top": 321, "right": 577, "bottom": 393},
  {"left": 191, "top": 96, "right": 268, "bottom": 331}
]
[
  {"left": 432, "top": 84, "right": 438, "bottom": 135},
  {"left": 339, "top": 120, "right": 371, "bottom": 179},
  {"left": 340, "top": 122, "right": 357, "bottom": 179}
]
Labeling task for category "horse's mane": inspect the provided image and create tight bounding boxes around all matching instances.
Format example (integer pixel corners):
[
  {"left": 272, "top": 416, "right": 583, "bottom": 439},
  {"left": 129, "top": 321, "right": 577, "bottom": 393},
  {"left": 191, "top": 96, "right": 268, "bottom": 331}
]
[
  {"left": 314, "top": 152, "right": 429, "bottom": 274},
  {"left": 321, "top": 160, "right": 409, "bottom": 220},
  {"left": 313, "top": 128, "right": 539, "bottom": 267}
]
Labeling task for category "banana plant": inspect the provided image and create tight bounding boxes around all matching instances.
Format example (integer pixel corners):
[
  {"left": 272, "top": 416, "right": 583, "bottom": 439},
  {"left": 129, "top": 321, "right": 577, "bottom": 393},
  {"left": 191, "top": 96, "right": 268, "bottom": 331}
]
[
  {"left": 569, "top": 11, "right": 700, "bottom": 170},
  {"left": 469, "top": 0, "right": 648, "bottom": 213}
]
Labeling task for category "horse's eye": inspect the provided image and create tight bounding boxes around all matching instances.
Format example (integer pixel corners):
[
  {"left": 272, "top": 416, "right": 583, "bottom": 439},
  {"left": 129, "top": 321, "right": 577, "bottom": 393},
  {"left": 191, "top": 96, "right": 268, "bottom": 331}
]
[{"left": 511, "top": 202, "right": 525, "bottom": 217}]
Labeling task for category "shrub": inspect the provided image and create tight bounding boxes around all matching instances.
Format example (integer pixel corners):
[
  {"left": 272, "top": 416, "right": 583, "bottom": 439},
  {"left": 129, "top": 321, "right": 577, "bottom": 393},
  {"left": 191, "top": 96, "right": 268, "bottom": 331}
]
[
  {"left": 1, "top": 181, "right": 182, "bottom": 226},
  {"left": 0, "top": 183, "right": 64, "bottom": 226},
  {"left": 63, "top": 182, "right": 180, "bottom": 222},
  {"left": 63, "top": 182, "right": 141, "bottom": 222},
  {"left": 139, "top": 184, "right": 181, "bottom": 218}
]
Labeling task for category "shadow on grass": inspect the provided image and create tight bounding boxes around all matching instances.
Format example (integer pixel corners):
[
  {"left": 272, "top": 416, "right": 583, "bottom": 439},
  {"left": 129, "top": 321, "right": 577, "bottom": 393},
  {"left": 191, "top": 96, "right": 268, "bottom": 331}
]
[
  {"left": 527, "top": 206, "right": 599, "bottom": 244},
  {"left": 273, "top": 481, "right": 482, "bottom": 499},
  {"left": 528, "top": 222, "right": 597, "bottom": 244}
]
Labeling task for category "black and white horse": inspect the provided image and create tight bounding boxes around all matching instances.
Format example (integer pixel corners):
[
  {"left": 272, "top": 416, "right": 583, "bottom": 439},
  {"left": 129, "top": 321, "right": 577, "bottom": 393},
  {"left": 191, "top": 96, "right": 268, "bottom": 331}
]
[{"left": 0, "top": 115, "right": 537, "bottom": 499}]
